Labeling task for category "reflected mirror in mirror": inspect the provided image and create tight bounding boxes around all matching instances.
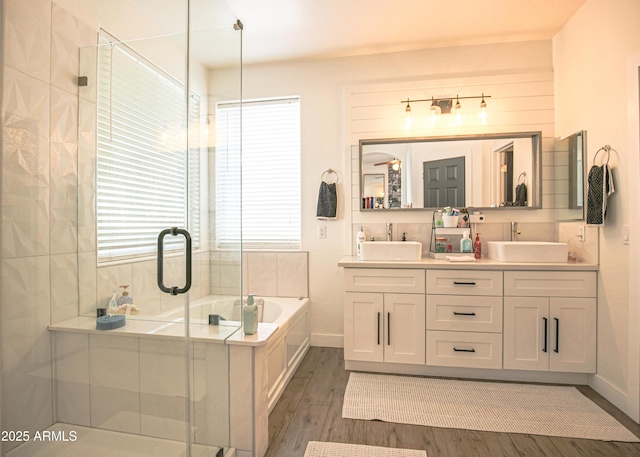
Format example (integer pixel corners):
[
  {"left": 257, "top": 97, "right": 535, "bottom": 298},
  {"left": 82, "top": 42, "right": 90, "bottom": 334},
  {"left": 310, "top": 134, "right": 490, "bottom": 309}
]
[
  {"left": 360, "top": 132, "right": 542, "bottom": 210},
  {"left": 363, "top": 174, "right": 385, "bottom": 208},
  {"left": 554, "top": 130, "right": 586, "bottom": 221}
]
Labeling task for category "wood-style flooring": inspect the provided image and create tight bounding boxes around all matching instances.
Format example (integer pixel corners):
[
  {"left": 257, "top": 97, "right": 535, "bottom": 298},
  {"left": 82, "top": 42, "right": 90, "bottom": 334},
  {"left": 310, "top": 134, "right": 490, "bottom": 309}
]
[{"left": 265, "top": 347, "right": 640, "bottom": 457}]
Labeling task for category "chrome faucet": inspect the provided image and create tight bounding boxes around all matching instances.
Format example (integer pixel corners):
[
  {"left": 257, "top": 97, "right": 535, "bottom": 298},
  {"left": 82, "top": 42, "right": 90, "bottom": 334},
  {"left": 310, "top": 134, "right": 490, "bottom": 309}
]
[
  {"left": 386, "top": 223, "right": 393, "bottom": 241},
  {"left": 511, "top": 222, "right": 521, "bottom": 241}
]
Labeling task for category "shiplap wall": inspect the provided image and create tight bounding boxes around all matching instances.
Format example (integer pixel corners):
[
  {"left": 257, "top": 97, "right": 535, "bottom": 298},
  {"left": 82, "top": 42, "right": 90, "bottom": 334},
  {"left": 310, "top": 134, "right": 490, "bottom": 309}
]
[{"left": 348, "top": 71, "right": 557, "bottom": 218}]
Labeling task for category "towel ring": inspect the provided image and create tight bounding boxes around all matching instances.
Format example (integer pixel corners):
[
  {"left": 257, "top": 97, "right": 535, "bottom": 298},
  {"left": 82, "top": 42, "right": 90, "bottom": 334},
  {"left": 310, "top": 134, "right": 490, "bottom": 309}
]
[
  {"left": 518, "top": 171, "right": 527, "bottom": 184},
  {"left": 321, "top": 168, "right": 339, "bottom": 183},
  {"left": 593, "top": 145, "right": 613, "bottom": 166}
]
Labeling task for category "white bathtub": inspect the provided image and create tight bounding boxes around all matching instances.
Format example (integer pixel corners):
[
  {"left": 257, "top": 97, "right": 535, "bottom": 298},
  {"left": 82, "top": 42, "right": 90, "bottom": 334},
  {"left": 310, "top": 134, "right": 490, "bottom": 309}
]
[{"left": 159, "top": 295, "right": 310, "bottom": 412}]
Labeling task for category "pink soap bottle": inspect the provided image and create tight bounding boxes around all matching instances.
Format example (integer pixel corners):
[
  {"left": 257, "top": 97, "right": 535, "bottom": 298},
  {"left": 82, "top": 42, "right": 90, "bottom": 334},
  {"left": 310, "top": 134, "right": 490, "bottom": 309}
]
[{"left": 473, "top": 233, "right": 482, "bottom": 259}]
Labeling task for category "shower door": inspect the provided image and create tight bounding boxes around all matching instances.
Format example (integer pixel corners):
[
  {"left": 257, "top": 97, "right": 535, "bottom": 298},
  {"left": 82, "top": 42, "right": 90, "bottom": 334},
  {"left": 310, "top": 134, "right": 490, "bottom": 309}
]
[{"left": 65, "top": 1, "right": 243, "bottom": 456}]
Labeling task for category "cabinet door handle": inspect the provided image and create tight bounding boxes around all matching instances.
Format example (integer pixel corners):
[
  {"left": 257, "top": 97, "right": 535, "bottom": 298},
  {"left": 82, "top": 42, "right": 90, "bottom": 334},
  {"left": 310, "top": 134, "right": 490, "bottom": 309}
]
[
  {"left": 543, "top": 317, "right": 548, "bottom": 353},
  {"left": 453, "top": 311, "right": 476, "bottom": 316},
  {"left": 453, "top": 281, "right": 476, "bottom": 286},
  {"left": 554, "top": 317, "right": 559, "bottom": 353},
  {"left": 453, "top": 347, "right": 476, "bottom": 353},
  {"left": 387, "top": 312, "right": 391, "bottom": 345},
  {"left": 377, "top": 312, "right": 381, "bottom": 345}
]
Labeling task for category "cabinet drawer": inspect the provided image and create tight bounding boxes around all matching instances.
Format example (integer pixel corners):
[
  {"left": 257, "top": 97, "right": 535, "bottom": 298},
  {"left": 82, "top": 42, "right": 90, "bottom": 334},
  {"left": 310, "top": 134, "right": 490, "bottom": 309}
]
[
  {"left": 426, "top": 331, "right": 502, "bottom": 369},
  {"left": 504, "top": 271, "right": 596, "bottom": 297},
  {"left": 426, "top": 295, "right": 502, "bottom": 333},
  {"left": 344, "top": 268, "right": 425, "bottom": 293},
  {"left": 426, "top": 270, "right": 502, "bottom": 296}
]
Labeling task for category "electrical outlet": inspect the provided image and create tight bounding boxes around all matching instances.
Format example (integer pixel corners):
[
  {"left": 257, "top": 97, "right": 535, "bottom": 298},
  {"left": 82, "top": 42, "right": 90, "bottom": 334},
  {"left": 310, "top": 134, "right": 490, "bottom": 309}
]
[
  {"left": 469, "top": 214, "right": 485, "bottom": 223},
  {"left": 578, "top": 226, "right": 585, "bottom": 242},
  {"left": 318, "top": 225, "right": 327, "bottom": 239}
]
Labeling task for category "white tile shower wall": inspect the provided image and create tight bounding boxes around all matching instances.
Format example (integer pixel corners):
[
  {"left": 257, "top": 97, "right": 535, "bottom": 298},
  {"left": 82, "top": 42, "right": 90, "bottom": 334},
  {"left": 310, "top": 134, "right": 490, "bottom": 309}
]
[
  {"left": 242, "top": 251, "right": 309, "bottom": 298},
  {"left": 1, "top": 1, "right": 95, "bottom": 451}
]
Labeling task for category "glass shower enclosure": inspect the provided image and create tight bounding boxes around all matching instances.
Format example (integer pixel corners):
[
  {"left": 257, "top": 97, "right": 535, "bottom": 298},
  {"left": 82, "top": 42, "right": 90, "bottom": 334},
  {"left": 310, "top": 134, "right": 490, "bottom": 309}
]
[{"left": 3, "top": 1, "right": 242, "bottom": 456}]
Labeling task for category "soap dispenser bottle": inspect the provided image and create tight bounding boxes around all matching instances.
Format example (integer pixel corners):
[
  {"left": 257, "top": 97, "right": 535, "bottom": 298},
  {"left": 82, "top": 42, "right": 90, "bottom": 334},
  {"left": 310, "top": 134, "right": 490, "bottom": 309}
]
[
  {"left": 243, "top": 294, "right": 259, "bottom": 335},
  {"left": 473, "top": 233, "right": 482, "bottom": 259},
  {"left": 108, "top": 291, "right": 118, "bottom": 315},
  {"left": 356, "top": 227, "right": 366, "bottom": 259},
  {"left": 460, "top": 230, "right": 472, "bottom": 253},
  {"left": 117, "top": 285, "right": 133, "bottom": 306}
]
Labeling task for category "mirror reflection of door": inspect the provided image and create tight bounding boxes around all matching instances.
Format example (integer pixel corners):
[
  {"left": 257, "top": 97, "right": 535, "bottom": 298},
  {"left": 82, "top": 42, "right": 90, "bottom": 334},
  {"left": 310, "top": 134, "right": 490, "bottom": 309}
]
[
  {"left": 423, "top": 156, "right": 465, "bottom": 207},
  {"left": 495, "top": 142, "right": 514, "bottom": 205}
]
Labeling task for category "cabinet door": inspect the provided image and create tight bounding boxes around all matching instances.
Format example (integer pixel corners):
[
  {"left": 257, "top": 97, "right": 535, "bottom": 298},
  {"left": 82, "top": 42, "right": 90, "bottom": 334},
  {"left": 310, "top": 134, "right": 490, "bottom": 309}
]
[
  {"left": 344, "top": 292, "right": 383, "bottom": 362},
  {"left": 549, "top": 298, "right": 596, "bottom": 373},
  {"left": 503, "top": 297, "right": 549, "bottom": 371},
  {"left": 384, "top": 293, "right": 426, "bottom": 365}
]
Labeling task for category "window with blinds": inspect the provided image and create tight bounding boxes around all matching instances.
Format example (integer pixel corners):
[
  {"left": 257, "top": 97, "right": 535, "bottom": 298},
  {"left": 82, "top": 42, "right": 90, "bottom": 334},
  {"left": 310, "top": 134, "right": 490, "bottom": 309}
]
[
  {"left": 96, "top": 35, "right": 200, "bottom": 262},
  {"left": 216, "top": 97, "right": 301, "bottom": 250}
]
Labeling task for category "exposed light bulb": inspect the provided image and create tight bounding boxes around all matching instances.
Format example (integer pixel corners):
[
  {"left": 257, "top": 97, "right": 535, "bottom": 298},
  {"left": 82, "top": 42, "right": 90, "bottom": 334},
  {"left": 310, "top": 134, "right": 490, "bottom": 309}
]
[
  {"left": 404, "top": 101, "right": 413, "bottom": 128},
  {"left": 451, "top": 96, "right": 463, "bottom": 125},
  {"left": 392, "top": 162, "right": 400, "bottom": 171},
  {"left": 479, "top": 94, "right": 488, "bottom": 124},
  {"left": 429, "top": 98, "right": 441, "bottom": 126}
]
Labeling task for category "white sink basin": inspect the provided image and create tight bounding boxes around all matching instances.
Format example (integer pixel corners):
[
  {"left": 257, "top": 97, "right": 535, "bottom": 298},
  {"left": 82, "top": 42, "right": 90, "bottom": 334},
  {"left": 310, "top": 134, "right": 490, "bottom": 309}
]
[
  {"left": 487, "top": 241, "right": 568, "bottom": 263},
  {"left": 360, "top": 241, "right": 422, "bottom": 261}
]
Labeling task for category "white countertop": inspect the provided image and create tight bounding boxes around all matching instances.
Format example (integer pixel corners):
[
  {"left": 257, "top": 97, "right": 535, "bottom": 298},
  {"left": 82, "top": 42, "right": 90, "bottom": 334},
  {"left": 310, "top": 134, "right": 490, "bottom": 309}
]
[
  {"left": 338, "top": 256, "right": 599, "bottom": 271},
  {"left": 49, "top": 316, "right": 279, "bottom": 346}
]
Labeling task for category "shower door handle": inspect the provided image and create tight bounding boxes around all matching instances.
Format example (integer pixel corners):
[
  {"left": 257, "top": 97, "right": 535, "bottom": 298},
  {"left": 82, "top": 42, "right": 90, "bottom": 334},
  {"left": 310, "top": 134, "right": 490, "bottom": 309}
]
[{"left": 157, "top": 227, "right": 192, "bottom": 295}]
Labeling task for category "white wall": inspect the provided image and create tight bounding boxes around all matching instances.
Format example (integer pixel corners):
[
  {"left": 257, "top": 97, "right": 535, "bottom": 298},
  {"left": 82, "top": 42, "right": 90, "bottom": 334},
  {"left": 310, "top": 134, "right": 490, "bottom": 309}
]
[
  {"left": 239, "top": 40, "right": 557, "bottom": 347},
  {"left": 553, "top": 0, "right": 640, "bottom": 421}
]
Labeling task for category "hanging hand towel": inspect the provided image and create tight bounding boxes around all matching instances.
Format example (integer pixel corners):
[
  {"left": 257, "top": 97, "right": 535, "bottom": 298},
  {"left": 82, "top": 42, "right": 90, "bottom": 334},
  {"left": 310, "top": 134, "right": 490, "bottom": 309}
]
[
  {"left": 515, "top": 183, "right": 527, "bottom": 206},
  {"left": 316, "top": 181, "right": 337, "bottom": 220},
  {"left": 586, "top": 163, "right": 615, "bottom": 225}
]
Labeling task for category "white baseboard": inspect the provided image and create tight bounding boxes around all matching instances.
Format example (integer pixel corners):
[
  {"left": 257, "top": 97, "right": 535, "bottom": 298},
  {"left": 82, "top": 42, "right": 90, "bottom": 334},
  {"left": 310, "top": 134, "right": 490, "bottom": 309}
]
[
  {"left": 310, "top": 333, "right": 343, "bottom": 348},
  {"left": 589, "top": 373, "right": 637, "bottom": 422}
]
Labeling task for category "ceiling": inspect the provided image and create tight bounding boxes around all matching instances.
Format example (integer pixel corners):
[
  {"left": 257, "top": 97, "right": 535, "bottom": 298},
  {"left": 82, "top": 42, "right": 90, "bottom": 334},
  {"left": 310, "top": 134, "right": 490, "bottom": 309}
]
[{"left": 223, "top": 0, "right": 586, "bottom": 66}]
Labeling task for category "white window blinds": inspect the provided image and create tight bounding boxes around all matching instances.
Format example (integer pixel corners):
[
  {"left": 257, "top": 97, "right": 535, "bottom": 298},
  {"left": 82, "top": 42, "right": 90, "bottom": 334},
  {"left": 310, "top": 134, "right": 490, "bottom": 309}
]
[
  {"left": 216, "top": 97, "right": 301, "bottom": 249},
  {"left": 96, "top": 36, "right": 200, "bottom": 262}
]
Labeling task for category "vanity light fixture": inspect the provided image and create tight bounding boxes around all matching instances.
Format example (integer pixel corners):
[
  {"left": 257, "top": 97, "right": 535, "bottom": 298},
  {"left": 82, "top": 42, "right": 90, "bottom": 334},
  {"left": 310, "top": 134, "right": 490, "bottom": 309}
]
[{"left": 400, "top": 93, "right": 491, "bottom": 126}]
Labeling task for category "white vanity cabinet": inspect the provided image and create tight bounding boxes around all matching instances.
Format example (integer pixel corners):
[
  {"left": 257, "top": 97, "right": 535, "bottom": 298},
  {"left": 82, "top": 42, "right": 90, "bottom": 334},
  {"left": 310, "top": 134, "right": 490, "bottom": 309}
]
[
  {"left": 344, "top": 269, "right": 426, "bottom": 365},
  {"left": 503, "top": 271, "right": 597, "bottom": 373},
  {"left": 426, "top": 270, "right": 503, "bottom": 369}
]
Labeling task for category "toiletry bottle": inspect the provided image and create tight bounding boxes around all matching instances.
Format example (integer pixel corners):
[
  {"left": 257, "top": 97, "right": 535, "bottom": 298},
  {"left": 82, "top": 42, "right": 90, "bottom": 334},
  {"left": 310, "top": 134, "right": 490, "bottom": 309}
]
[
  {"left": 356, "top": 226, "right": 366, "bottom": 259},
  {"left": 108, "top": 291, "right": 118, "bottom": 315},
  {"left": 243, "top": 294, "right": 259, "bottom": 335},
  {"left": 117, "top": 285, "right": 133, "bottom": 306},
  {"left": 460, "top": 230, "right": 472, "bottom": 253},
  {"left": 473, "top": 233, "right": 482, "bottom": 259}
]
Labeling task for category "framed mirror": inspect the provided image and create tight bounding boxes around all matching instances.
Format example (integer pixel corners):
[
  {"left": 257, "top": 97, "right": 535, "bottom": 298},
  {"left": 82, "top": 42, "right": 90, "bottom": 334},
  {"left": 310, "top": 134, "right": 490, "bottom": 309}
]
[
  {"left": 554, "top": 130, "right": 586, "bottom": 221},
  {"left": 359, "top": 132, "right": 542, "bottom": 210}
]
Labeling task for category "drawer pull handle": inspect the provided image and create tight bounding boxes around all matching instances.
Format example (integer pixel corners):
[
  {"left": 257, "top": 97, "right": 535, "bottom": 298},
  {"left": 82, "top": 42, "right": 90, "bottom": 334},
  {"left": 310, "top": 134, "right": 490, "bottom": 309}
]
[
  {"left": 453, "top": 311, "right": 476, "bottom": 316},
  {"left": 543, "top": 317, "right": 548, "bottom": 353},
  {"left": 453, "top": 281, "right": 477, "bottom": 286},
  {"left": 377, "top": 312, "right": 381, "bottom": 345},
  {"left": 453, "top": 347, "right": 476, "bottom": 353},
  {"left": 554, "top": 317, "right": 559, "bottom": 353}
]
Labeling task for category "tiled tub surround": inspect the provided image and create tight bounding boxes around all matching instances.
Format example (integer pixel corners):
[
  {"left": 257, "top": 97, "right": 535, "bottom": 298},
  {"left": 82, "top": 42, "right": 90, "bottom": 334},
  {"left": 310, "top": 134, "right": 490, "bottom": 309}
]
[
  {"left": 81, "top": 251, "right": 309, "bottom": 318},
  {"left": 49, "top": 295, "right": 310, "bottom": 457}
]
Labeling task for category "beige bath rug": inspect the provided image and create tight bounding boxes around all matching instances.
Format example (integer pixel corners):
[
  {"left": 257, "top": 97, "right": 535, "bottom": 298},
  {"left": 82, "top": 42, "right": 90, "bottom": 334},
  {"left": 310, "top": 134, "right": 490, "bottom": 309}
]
[
  {"left": 342, "top": 372, "right": 639, "bottom": 442},
  {"left": 304, "top": 441, "right": 426, "bottom": 457}
]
